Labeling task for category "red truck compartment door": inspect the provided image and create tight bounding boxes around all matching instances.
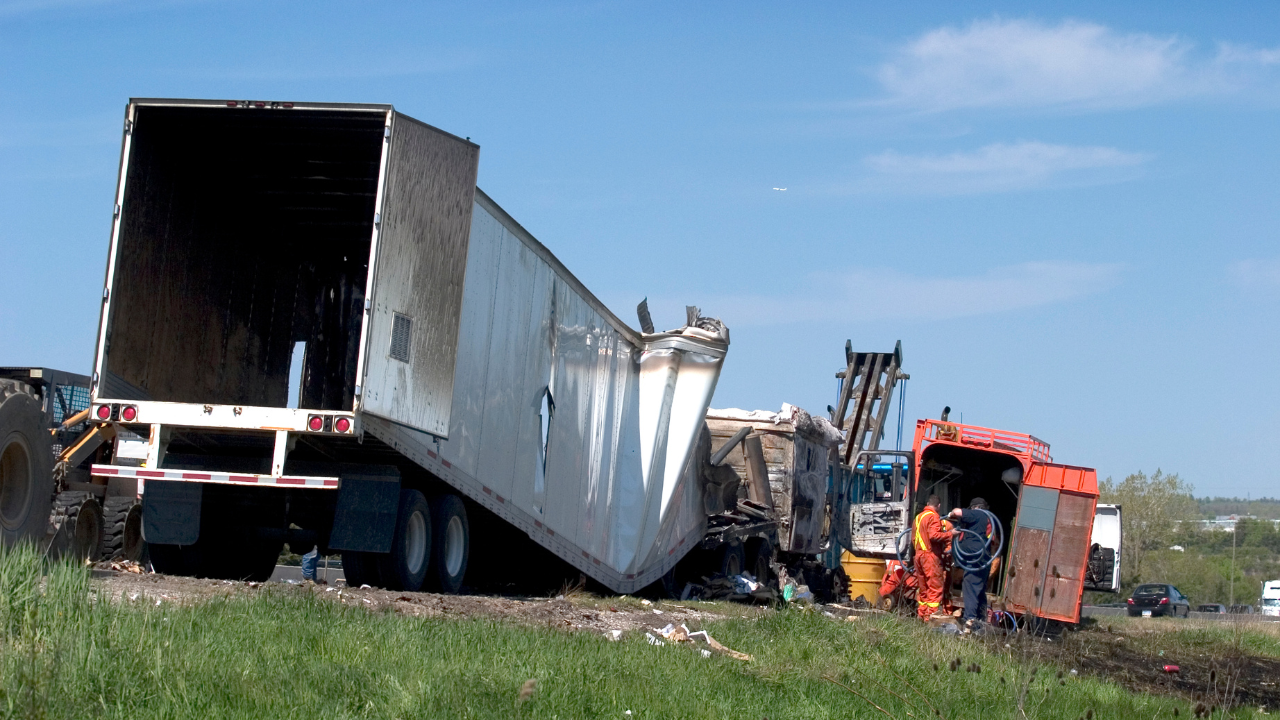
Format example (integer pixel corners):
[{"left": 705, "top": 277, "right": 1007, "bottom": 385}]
[{"left": 1003, "top": 463, "right": 1098, "bottom": 623}]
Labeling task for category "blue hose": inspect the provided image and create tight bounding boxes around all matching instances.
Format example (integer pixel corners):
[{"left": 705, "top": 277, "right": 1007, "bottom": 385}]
[
  {"left": 951, "top": 508, "right": 1004, "bottom": 572},
  {"left": 895, "top": 527, "right": 913, "bottom": 573}
]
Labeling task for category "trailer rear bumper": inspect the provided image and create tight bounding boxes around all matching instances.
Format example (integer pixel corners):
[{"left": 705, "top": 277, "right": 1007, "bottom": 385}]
[{"left": 91, "top": 464, "right": 339, "bottom": 489}]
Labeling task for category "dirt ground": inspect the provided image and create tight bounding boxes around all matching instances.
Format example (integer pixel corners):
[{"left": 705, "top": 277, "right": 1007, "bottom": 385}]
[
  {"left": 94, "top": 567, "right": 1280, "bottom": 710},
  {"left": 990, "top": 618, "right": 1280, "bottom": 712},
  {"left": 94, "top": 567, "right": 765, "bottom": 638}
]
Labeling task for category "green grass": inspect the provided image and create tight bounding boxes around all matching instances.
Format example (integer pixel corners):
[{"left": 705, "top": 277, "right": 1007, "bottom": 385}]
[{"left": 0, "top": 544, "right": 1265, "bottom": 719}]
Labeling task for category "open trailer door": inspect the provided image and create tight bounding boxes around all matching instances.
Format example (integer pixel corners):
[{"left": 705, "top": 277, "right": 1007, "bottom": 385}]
[
  {"left": 1083, "top": 504, "right": 1122, "bottom": 592},
  {"left": 1002, "top": 463, "right": 1098, "bottom": 623}
]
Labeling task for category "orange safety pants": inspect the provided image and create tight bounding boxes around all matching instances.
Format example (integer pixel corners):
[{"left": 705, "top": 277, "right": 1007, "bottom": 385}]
[
  {"left": 914, "top": 551, "right": 944, "bottom": 621},
  {"left": 879, "top": 561, "right": 917, "bottom": 600}
]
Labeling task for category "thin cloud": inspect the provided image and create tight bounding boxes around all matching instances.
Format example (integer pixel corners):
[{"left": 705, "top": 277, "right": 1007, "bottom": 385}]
[
  {"left": 861, "top": 141, "right": 1151, "bottom": 194},
  {"left": 877, "top": 18, "right": 1280, "bottom": 112},
  {"left": 1228, "top": 259, "right": 1280, "bottom": 289},
  {"left": 656, "top": 262, "right": 1121, "bottom": 328}
]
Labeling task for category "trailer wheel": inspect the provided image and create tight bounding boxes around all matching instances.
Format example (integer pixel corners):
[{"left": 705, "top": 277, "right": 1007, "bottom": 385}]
[
  {"left": 719, "top": 540, "right": 746, "bottom": 578},
  {"left": 377, "top": 490, "right": 432, "bottom": 592},
  {"left": 340, "top": 551, "right": 379, "bottom": 588},
  {"left": 426, "top": 494, "right": 469, "bottom": 594},
  {"left": 0, "top": 381, "right": 54, "bottom": 548},
  {"left": 746, "top": 537, "right": 773, "bottom": 583}
]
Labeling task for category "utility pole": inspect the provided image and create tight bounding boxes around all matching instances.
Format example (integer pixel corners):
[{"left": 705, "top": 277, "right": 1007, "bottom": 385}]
[{"left": 1229, "top": 517, "right": 1238, "bottom": 608}]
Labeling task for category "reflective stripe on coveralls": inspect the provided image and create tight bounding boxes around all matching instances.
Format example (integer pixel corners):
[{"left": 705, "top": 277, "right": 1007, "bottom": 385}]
[{"left": 912, "top": 507, "right": 948, "bottom": 619}]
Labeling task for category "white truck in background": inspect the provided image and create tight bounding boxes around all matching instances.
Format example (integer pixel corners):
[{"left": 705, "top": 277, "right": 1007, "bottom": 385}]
[
  {"left": 85, "top": 98, "right": 729, "bottom": 594},
  {"left": 1263, "top": 580, "right": 1280, "bottom": 617}
]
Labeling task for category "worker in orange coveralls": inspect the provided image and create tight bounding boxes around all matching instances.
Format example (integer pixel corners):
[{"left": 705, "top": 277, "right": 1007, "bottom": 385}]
[
  {"left": 878, "top": 558, "right": 917, "bottom": 609},
  {"left": 912, "top": 494, "right": 951, "bottom": 621}
]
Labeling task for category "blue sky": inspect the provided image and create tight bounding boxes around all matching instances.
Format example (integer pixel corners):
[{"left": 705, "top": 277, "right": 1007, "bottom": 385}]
[{"left": 2, "top": 1, "right": 1278, "bottom": 497}]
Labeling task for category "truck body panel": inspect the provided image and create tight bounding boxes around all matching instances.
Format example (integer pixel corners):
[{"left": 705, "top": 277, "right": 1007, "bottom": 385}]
[
  {"left": 87, "top": 99, "right": 728, "bottom": 594},
  {"left": 840, "top": 417, "right": 1107, "bottom": 623}
]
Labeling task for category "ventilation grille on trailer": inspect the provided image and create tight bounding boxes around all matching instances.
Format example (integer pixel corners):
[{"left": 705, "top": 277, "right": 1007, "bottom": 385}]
[{"left": 389, "top": 313, "right": 412, "bottom": 363}]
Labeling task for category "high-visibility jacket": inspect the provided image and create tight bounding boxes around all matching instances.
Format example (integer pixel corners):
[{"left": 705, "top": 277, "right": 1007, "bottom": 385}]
[{"left": 913, "top": 507, "right": 950, "bottom": 555}]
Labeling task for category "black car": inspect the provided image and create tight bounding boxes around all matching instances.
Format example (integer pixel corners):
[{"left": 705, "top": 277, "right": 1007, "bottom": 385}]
[
  {"left": 1127, "top": 583, "right": 1191, "bottom": 617},
  {"left": 1197, "top": 603, "right": 1228, "bottom": 614}
]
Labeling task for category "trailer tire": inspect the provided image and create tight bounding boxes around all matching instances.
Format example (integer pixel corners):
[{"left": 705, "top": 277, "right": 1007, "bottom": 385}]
[
  {"left": 746, "top": 537, "right": 774, "bottom": 583},
  {"left": 377, "top": 490, "right": 432, "bottom": 592},
  {"left": 719, "top": 540, "right": 746, "bottom": 578},
  {"left": 0, "top": 382, "right": 54, "bottom": 548},
  {"left": 426, "top": 494, "right": 469, "bottom": 594},
  {"left": 340, "top": 551, "right": 379, "bottom": 588}
]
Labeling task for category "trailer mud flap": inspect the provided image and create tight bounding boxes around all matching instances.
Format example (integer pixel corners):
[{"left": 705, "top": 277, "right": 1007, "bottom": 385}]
[
  {"left": 141, "top": 480, "right": 202, "bottom": 545},
  {"left": 328, "top": 467, "right": 401, "bottom": 553}
]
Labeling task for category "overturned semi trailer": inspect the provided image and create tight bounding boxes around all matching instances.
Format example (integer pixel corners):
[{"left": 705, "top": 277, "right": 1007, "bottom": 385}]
[{"left": 87, "top": 98, "right": 728, "bottom": 594}]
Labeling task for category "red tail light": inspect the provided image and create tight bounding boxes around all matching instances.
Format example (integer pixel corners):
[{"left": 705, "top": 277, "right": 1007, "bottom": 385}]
[
  {"left": 334, "top": 417, "right": 351, "bottom": 433},
  {"left": 120, "top": 405, "right": 137, "bottom": 422},
  {"left": 95, "top": 405, "right": 111, "bottom": 420},
  {"left": 1160, "top": 597, "right": 1169, "bottom": 605},
  {"left": 1127, "top": 598, "right": 1134, "bottom": 604},
  {"left": 307, "top": 415, "right": 323, "bottom": 432}
]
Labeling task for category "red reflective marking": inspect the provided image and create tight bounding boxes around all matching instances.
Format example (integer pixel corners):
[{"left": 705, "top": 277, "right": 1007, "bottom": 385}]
[
  {"left": 496, "top": 495, "right": 504, "bottom": 504},
  {"left": 181, "top": 473, "right": 211, "bottom": 481},
  {"left": 276, "top": 477, "right": 305, "bottom": 485},
  {"left": 229, "top": 475, "right": 258, "bottom": 484},
  {"left": 93, "top": 467, "right": 119, "bottom": 475},
  {"left": 482, "top": 486, "right": 491, "bottom": 495},
  {"left": 593, "top": 558, "right": 600, "bottom": 565},
  {"left": 668, "top": 547, "right": 677, "bottom": 555},
  {"left": 534, "top": 520, "right": 542, "bottom": 528},
  {"left": 441, "top": 459, "right": 451, "bottom": 468},
  {"left": 323, "top": 480, "right": 339, "bottom": 487},
  {"left": 547, "top": 529, "right": 554, "bottom": 537},
  {"left": 627, "top": 574, "right": 635, "bottom": 580},
  {"left": 582, "top": 551, "right": 590, "bottom": 559},
  {"left": 137, "top": 470, "right": 165, "bottom": 478},
  {"left": 427, "top": 450, "right": 437, "bottom": 459}
]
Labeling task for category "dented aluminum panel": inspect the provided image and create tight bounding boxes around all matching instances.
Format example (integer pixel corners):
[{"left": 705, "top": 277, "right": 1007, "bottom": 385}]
[{"left": 366, "top": 191, "right": 728, "bottom": 592}]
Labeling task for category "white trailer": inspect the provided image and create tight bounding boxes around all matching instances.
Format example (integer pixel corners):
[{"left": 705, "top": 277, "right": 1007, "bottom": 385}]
[{"left": 86, "top": 98, "right": 728, "bottom": 594}]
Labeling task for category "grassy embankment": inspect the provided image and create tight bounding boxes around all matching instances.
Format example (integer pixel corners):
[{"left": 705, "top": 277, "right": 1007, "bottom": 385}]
[{"left": 0, "top": 545, "right": 1272, "bottom": 719}]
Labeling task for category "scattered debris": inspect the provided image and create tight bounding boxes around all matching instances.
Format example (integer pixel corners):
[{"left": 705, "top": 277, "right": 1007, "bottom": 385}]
[{"left": 652, "top": 622, "right": 752, "bottom": 661}]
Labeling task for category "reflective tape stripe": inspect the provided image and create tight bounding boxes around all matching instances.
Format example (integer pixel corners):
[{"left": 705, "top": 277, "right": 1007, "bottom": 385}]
[
  {"left": 90, "top": 464, "right": 339, "bottom": 488},
  {"left": 914, "top": 508, "right": 939, "bottom": 552}
]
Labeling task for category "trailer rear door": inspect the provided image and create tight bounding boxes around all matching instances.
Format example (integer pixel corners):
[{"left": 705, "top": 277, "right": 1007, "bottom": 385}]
[{"left": 1002, "top": 463, "right": 1097, "bottom": 623}]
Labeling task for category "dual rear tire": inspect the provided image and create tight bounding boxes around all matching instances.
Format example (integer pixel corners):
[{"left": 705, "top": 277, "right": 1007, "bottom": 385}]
[{"left": 342, "top": 491, "right": 469, "bottom": 593}]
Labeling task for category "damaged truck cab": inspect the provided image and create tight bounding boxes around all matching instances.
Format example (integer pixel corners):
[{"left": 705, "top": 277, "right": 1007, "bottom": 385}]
[{"left": 840, "top": 418, "right": 1121, "bottom": 624}]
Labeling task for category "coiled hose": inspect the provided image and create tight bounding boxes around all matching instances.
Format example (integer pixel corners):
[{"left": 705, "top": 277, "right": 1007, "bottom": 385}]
[{"left": 951, "top": 508, "right": 1004, "bottom": 572}]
